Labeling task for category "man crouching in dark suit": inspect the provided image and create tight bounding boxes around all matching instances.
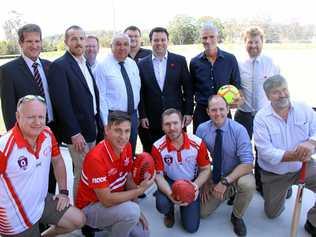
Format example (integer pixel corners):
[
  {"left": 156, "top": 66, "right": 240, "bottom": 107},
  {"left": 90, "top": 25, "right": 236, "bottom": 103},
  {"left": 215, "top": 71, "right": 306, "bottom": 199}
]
[
  {"left": 138, "top": 27, "right": 194, "bottom": 152},
  {"left": 0, "top": 23, "right": 59, "bottom": 195},
  {"left": 48, "top": 25, "right": 103, "bottom": 199}
]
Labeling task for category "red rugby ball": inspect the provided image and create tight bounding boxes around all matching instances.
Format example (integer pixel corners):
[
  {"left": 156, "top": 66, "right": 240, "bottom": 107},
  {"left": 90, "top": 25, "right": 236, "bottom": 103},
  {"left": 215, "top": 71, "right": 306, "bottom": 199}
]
[
  {"left": 172, "top": 180, "right": 195, "bottom": 204},
  {"left": 132, "top": 152, "right": 155, "bottom": 185}
]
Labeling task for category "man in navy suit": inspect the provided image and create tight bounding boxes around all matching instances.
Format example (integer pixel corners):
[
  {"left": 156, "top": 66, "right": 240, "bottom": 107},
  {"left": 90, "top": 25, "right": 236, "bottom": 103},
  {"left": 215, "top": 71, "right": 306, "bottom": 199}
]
[
  {"left": 138, "top": 27, "right": 194, "bottom": 152},
  {"left": 48, "top": 25, "right": 103, "bottom": 198},
  {"left": 0, "top": 23, "right": 58, "bottom": 194}
]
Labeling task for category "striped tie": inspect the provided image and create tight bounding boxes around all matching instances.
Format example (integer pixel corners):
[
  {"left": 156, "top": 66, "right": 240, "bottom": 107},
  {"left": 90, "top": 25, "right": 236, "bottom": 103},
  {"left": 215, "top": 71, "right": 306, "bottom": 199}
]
[{"left": 32, "top": 62, "right": 45, "bottom": 97}]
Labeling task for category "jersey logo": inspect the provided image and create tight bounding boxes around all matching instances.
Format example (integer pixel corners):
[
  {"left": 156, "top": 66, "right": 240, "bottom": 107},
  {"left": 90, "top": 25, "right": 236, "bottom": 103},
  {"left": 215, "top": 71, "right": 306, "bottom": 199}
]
[
  {"left": 164, "top": 155, "right": 173, "bottom": 165},
  {"left": 123, "top": 157, "right": 130, "bottom": 166},
  {"left": 17, "top": 156, "right": 28, "bottom": 170},
  {"left": 92, "top": 176, "right": 107, "bottom": 184}
]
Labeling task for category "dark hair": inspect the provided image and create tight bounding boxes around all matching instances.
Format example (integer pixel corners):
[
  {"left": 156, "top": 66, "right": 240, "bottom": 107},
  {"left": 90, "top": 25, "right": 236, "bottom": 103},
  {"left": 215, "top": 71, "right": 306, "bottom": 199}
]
[
  {"left": 149, "top": 27, "right": 169, "bottom": 41},
  {"left": 87, "top": 35, "right": 99, "bottom": 45},
  {"left": 65, "top": 25, "right": 84, "bottom": 40},
  {"left": 18, "top": 24, "right": 42, "bottom": 42},
  {"left": 124, "top": 25, "right": 141, "bottom": 35},
  {"left": 107, "top": 111, "right": 131, "bottom": 126},
  {"left": 161, "top": 108, "right": 183, "bottom": 122}
]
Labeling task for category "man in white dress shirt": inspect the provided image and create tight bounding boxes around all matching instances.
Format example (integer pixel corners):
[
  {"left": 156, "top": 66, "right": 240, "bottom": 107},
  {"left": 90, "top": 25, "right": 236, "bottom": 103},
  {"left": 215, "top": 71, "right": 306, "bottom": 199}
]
[
  {"left": 254, "top": 75, "right": 316, "bottom": 236},
  {"left": 235, "top": 27, "right": 280, "bottom": 195},
  {"left": 94, "top": 33, "right": 141, "bottom": 153}
]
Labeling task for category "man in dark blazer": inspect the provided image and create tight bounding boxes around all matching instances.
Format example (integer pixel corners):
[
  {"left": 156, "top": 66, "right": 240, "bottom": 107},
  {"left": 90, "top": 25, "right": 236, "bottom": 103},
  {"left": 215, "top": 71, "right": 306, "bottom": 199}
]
[
  {"left": 138, "top": 27, "right": 194, "bottom": 152},
  {"left": 48, "top": 25, "right": 103, "bottom": 198},
  {"left": 0, "top": 23, "right": 58, "bottom": 194}
]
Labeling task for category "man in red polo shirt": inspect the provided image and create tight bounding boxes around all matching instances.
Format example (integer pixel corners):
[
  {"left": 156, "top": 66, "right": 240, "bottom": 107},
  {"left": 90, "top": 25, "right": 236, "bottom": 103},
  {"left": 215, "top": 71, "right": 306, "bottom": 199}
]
[
  {"left": 0, "top": 95, "right": 85, "bottom": 237},
  {"left": 76, "top": 111, "right": 155, "bottom": 237},
  {"left": 151, "top": 108, "right": 211, "bottom": 233}
]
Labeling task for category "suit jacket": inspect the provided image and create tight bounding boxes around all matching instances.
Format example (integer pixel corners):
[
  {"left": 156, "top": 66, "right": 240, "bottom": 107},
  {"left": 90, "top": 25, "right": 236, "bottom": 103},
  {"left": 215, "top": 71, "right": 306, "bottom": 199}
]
[
  {"left": 138, "top": 52, "right": 194, "bottom": 131},
  {"left": 48, "top": 51, "right": 103, "bottom": 144},
  {"left": 0, "top": 56, "right": 51, "bottom": 130}
]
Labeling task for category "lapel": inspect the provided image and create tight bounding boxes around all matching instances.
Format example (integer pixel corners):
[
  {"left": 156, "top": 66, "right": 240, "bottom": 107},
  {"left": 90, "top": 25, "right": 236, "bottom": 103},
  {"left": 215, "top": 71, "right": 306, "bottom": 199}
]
[
  {"left": 39, "top": 59, "right": 50, "bottom": 77},
  {"left": 65, "top": 51, "right": 90, "bottom": 92},
  {"left": 17, "top": 56, "right": 36, "bottom": 84},
  {"left": 146, "top": 56, "right": 163, "bottom": 93},
  {"left": 163, "top": 52, "right": 174, "bottom": 92}
]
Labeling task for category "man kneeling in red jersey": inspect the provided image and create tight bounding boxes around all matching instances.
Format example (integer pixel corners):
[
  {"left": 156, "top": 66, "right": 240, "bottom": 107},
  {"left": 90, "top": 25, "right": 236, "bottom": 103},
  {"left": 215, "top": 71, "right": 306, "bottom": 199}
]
[{"left": 76, "top": 111, "right": 155, "bottom": 237}]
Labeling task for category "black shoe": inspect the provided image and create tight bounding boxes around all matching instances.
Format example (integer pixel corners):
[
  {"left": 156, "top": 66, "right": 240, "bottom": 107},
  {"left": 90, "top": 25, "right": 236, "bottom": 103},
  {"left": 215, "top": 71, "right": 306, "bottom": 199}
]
[
  {"left": 227, "top": 194, "right": 235, "bottom": 206},
  {"left": 305, "top": 220, "right": 316, "bottom": 237},
  {"left": 231, "top": 213, "right": 247, "bottom": 236},
  {"left": 286, "top": 187, "right": 293, "bottom": 199},
  {"left": 164, "top": 211, "right": 175, "bottom": 228}
]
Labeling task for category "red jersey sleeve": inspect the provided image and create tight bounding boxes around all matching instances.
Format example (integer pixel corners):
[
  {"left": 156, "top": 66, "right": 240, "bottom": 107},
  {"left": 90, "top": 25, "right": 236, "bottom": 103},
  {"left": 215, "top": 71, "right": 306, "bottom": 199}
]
[
  {"left": 151, "top": 145, "right": 164, "bottom": 172},
  {"left": 197, "top": 141, "right": 210, "bottom": 167},
  {"left": 83, "top": 152, "right": 109, "bottom": 189},
  {"left": 51, "top": 132, "right": 60, "bottom": 157}
]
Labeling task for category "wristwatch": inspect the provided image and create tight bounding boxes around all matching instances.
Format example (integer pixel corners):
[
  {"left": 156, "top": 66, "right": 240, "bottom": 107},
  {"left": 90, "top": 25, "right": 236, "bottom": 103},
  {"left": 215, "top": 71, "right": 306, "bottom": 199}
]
[
  {"left": 220, "top": 177, "right": 230, "bottom": 186},
  {"left": 59, "top": 189, "right": 69, "bottom": 196}
]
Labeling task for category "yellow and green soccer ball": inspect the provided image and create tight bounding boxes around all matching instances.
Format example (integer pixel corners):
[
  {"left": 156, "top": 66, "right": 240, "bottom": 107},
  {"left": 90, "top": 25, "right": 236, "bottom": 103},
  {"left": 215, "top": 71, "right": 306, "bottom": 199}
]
[{"left": 217, "top": 85, "right": 240, "bottom": 105}]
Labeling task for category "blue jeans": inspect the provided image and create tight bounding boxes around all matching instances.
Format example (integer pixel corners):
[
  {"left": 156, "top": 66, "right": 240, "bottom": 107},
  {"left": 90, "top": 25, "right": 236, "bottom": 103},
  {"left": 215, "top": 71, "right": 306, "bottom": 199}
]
[{"left": 155, "top": 177, "right": 200, "bottom": 233}]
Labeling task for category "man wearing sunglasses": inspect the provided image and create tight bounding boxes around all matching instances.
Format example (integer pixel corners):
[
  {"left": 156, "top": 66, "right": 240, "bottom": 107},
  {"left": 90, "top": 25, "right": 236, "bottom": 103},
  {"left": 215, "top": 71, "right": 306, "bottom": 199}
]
[{"left": 0, "top": 95, "right": 85, "bottom": 237}]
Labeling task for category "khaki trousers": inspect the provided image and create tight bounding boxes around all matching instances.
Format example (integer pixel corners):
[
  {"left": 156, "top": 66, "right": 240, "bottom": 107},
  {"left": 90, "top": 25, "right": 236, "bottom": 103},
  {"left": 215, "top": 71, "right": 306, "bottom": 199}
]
[
  {"left": 261, "top": 159, "right": 316, "bottom": 225},
  {"left": 201, "top": 173, "right": 255, "bottom": 219}
]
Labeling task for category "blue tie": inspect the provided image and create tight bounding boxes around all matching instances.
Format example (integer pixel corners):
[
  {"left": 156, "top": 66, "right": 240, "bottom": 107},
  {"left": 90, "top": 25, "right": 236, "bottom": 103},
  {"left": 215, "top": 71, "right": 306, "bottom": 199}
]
[
  {"left": 119, "top": 62, "right": 134, "bottom": 114},
  {"left": 212, "top": 129, "right": 222, "bottom": 183}
]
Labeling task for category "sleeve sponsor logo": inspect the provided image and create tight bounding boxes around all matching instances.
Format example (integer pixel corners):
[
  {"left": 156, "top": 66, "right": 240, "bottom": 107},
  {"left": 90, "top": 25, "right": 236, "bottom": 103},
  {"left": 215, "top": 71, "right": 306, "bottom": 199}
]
[{"left": 92, "top": 176, "right": 107, "bottom": 184}]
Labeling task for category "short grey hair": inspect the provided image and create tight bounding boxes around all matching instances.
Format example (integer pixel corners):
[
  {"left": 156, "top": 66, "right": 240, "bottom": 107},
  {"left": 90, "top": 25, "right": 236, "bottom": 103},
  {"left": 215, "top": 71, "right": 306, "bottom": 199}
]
[
  {"left": 200, "top": 21, "right": 218, "bottom": 35},
  {"left": 263, "top": 75, "right": 288, "bottom": 95},
  {"left": 111, "top": 33, "right": 130, "bottom": 45}
]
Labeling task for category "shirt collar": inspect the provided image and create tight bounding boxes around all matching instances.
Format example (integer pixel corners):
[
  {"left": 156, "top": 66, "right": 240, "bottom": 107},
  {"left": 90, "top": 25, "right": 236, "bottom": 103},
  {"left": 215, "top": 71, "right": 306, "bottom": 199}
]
[
  {"left": 209, "top": 118, "right": 229, "bottom": 133},
  {"left": 199, "top": 47, "right": 224, "bottom": 60},
  {"left": 152, "top": 51, "right": 168, "bottom": 61},
  {"left": 22, "top": 54, "right": 41, "bottom": 69},
  {"left": 69, "top": 52, "right": 86, "bottom": 65},
  {"left": 12, "top": 123, "right": 46, "bottom": 157},
  {"left": 103, "top": 139, "right": 128, "bottom": 163},
  {"left": 267, "top": 102, "right": 293, "bottom": 119},
  {"left": 165, "top": 132, "right": 190, "bottom": 152}
]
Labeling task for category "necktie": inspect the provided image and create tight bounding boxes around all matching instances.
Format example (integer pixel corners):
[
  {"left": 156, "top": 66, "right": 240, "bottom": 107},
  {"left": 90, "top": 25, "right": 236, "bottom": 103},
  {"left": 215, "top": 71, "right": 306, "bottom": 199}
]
[
  {"left": 212, "top": 128, "right": 222, "bottom": 183},
  {"left": 32, "top": 62, "right": 45, "bottom": 98},
  {"left": 251, "top": 59, "right": 257, "bottom": 112},
  {"left": 119, "top": 62, "right": 134, "bottom": 114}
]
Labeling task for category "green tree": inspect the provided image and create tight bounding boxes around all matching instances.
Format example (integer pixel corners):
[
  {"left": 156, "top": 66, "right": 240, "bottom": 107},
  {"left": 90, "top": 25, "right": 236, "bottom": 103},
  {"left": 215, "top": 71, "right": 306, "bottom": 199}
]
[
  {"left": 168, "top": 15, "right": 199, "bottom": 45},
  {"left": 2, "top": 11, "right": 25, "bottom": 54}
]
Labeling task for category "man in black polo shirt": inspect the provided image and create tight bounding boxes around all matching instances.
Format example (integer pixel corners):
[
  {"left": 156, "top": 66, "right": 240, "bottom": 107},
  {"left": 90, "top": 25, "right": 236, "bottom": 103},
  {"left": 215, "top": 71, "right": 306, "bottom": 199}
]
[{"left": 190, "top": 22, "right": 241, "bottom": 133}]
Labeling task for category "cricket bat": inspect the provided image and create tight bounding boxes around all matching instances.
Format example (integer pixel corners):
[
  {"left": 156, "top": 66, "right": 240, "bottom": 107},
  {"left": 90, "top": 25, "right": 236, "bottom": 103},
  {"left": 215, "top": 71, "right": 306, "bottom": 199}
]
[{"left": 290, "top": 162, "right": 307, "bottom": 237}]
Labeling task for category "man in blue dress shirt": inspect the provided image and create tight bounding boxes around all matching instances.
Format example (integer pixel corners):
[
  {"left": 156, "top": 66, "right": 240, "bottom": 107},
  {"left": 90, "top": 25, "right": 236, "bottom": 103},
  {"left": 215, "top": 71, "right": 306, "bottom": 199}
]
[{"left": 196, "top": 95, "right": 255, "bottom": 237}]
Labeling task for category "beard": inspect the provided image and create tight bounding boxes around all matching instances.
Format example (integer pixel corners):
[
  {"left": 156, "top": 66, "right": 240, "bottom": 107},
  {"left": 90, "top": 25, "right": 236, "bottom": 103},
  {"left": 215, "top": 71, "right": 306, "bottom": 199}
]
[{"left": 274, "top": 97, "right": 290, "bottom": 109}]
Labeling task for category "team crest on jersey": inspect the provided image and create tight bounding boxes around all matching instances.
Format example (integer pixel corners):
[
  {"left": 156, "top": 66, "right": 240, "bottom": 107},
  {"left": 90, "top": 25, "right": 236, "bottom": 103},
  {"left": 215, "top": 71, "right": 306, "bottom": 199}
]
[
  {"left": 164, "top": 155, "right": 173, "bottom": 165},
  {"left": 17, "top": 156, "right": 28, "bottom": 170},
  {"left": 123, "top": 157, "right": 130, "bottom": 166}
]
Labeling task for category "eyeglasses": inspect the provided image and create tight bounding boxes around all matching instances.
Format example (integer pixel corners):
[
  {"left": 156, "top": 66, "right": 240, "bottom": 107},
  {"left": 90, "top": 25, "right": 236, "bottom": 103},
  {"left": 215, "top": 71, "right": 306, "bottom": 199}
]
[{"left": 17, "top": 95, "right": 46, "bottom": 108}]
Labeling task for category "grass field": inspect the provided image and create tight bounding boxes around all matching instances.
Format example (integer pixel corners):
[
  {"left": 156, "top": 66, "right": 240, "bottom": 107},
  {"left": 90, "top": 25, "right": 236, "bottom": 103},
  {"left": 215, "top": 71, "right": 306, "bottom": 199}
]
[{"left": 1, "top": 43, "right": 316, "bottom": 134}]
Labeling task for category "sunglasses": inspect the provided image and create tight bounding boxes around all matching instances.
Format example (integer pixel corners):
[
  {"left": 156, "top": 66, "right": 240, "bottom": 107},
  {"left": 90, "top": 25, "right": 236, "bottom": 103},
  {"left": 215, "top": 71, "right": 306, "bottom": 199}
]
[{"left": 17, "top": 95, "right": 46, "bottom": 108}]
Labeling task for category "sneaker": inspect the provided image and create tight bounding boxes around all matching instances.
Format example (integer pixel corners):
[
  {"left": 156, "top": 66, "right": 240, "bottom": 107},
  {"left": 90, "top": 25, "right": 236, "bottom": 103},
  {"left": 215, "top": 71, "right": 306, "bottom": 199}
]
[
  {"left": 164, "top": 211, "right": 175, "bottom": 228},
  {"left": 305, "top": 220, "right": 316, "bottom": 237},
  {"left": 286, "top": 187, "right": 293, "bottom": 199},
  {"left": 231, "top": 213, "right": 247, "bottom": 236}
]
